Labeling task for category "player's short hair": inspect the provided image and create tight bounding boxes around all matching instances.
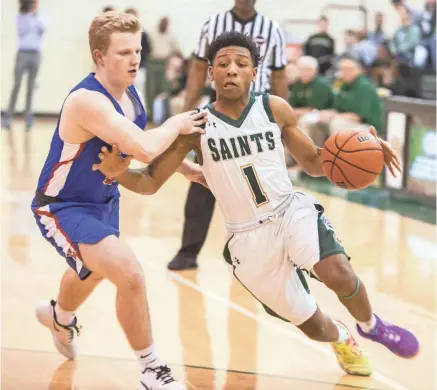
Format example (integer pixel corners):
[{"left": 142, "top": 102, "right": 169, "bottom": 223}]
[
  {"left": 124, "top": 8, "right": 138, "bottom": 17},
  {"left": 89, "top": 11, "right": 141, "bottom": 64},
  {"left": 208, "top": 31, "right": 261, "bottom": 68}
]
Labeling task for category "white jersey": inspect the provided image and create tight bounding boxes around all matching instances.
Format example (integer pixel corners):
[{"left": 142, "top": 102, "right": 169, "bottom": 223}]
[{"left": 200, "top": 93, "right": 293, "bottom": 224}]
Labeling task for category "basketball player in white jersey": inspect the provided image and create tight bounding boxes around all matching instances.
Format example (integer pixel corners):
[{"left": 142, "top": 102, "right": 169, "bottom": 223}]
[{"left": 94, "top": 31, "right": 419, "bottom": 376}]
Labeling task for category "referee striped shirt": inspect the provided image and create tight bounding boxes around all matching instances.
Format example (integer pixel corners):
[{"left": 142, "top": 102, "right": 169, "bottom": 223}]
[{"left": 194, "top": 10, "right": 287, "bottom": 93}]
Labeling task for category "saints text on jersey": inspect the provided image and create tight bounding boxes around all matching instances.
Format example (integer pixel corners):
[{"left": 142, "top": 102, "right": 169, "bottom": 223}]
[{"left": 207, "top": 131, "right": 276, "bottom": 162}]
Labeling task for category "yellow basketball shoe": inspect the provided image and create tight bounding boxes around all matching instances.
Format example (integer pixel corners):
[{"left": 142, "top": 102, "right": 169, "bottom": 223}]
[{"left": 331, "top": 321, "right": 372, "bottom": 376}]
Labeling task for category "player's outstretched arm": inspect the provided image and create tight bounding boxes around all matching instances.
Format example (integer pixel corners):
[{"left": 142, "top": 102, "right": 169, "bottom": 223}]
[
  {"left": 70, "top": 90, "right": 206, "bottom": 163},
  {"left": 269, "top": 95, "right": 325, "bottom": 177},
  {"left": 92, "top": 135, "right": 204, "bottom": 195}
]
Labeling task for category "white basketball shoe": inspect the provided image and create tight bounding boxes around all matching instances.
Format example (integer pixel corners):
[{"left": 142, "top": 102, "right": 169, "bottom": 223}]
[
  {"left": 138, "top": 364, "right": 187, "bottom": 390},
  {"left": 36, "top": 300, "right": 81, "bottom": 359}
]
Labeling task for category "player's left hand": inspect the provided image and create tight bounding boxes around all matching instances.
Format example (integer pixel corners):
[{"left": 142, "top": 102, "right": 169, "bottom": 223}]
[
  {"left": 92, "top": 145, "right": 132, "bottom": 178},
  {"left": 369, "top": 126, "right": 402, "bottom": 177},
  {"left": 181, "top": 161, "right": 208, "bottom": 188}
]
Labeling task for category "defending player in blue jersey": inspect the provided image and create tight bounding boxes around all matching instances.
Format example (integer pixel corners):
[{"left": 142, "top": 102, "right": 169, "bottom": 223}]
[{"left": 31, "top": 11, "right": 206, "bottom": 390}]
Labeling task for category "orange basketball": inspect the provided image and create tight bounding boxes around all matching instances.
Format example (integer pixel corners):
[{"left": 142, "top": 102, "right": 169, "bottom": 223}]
[{"left": 320, "top": 131, "right": 384, "bottom": 190}]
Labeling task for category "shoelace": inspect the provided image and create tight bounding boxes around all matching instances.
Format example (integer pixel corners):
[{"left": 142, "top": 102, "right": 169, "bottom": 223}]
[
  {"left": 66, "top": 323, "right": 82, "bottom": 342},
  {"left": 333, "top": 336, "right": 362, "bottom": 358},
  {"left": 379, "top": 325, "right": 401, "bottom": 343},
  {"left": 143, "top": 365, "right": 175, "bottom": 385},
  {"left": 50, "top": 300, "right": 82, "bottom": 342}
]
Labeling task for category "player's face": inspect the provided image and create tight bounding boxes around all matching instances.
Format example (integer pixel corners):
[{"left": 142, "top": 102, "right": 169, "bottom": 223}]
[
  {"left": 100, "top": 31, "right": 142, "bottom": 86},
  {"left": 209, "top": 46, "right": 257, "bottom": 100}
]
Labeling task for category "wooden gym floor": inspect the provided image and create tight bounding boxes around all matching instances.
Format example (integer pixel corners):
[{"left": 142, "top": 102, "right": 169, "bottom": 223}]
[{"left": 1, "top": 120, "right": 436, "bottom": 390}]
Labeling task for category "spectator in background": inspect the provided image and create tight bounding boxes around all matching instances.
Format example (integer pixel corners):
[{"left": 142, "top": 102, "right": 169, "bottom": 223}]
[
  {"left": 390, "top": 4, "right": 421, "bottom": 66},
  {"left": 419, "top": 0, "right": 436, "bottom": 69},
  {"left": 356, "top": 30, "right": 379, "bottom": 68},
  {"left": 2, "top": 0, "right": 46, "bottom": 134},
  {"left": 370, "top": 43, "right": 396, "bottom": 90},
  {"left": 289, "top": 56, "right": 334, "bottom": 117},
  {"left": 289, "top": 56, "right": 334, "bottom": 170},
  {"left": 152, "top": 54, "right": 191, "bottom": 124},
  {"left": 391, "top": 0, "right": 421, "bottom": 24},
  {"left": 147, "top": 17, "right": 181, "bottom": 120},
  {"left": 343, "top": 30, "right": 360, "bottom": 60},
  {"left": 124, "top": 8, "right": 151, "bottom": 97},
  {"left": 368, "top": 12, "right": 386, "bottom": 46},
  {"left": 303, "top": 56, "right": 382, "bottom": 147},
  {"left": 303, "top": 16, "right": 335, "bottom": 75}
]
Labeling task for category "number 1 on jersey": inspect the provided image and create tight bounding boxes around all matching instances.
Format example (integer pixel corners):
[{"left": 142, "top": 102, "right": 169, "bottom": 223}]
[{"left": 241, "top": 164, "right": 269, "bottom": 207}]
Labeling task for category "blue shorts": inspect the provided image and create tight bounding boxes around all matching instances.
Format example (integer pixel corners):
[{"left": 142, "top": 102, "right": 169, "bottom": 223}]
[{"left": 31, "top": 197, "right": 120, "bottom": 280}]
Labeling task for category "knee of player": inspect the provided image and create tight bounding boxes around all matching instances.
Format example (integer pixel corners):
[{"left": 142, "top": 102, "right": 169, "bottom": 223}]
[
  {"left": 122, "top": 268, "right": 145, "bottom": 292},
  {"left": 322, "top": 256, "right": 356, "bottom": 293}
]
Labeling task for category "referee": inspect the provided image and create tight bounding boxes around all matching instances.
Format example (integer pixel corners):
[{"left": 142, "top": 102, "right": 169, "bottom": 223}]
[{"left": 168, "top": 0, "right": 289, "bottom": 270}]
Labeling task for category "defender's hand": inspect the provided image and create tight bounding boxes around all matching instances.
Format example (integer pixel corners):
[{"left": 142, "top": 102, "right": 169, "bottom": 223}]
[
  {"left": 92, "top": 145, "right": 132, "bottom": 178},
  {"left": 369, "top": 127, "right": 402, "bottom": 177},
  {"left": 173, "top": 110, "right": 207, "bottom": 135}
]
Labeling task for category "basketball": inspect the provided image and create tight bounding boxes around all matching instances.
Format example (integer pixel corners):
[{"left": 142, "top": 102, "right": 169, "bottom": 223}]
[{"left": 320, "top": 131, "right": 384, "bottom": 190}]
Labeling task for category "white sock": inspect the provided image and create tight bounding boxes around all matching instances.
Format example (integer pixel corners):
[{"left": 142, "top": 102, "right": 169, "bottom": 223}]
[
  {"left": 358, "top": 314, "right": 377, "bottom": 333},
  {"left": 136, "top": 343, "right": 158, "bottom": 370},
  {"left": 54, "top": 303, "right": 75, "bottom": 326},
  {"left": 334, "top": 320, "right": 349, "bottom": 343}
]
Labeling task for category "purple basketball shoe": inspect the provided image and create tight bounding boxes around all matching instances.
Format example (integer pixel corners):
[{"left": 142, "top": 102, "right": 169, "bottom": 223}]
[{"left": 357, "top": 315, "right": 419, "bottom": 358}]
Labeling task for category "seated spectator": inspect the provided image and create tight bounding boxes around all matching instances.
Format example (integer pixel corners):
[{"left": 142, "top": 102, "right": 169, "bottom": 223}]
[
  {"left": 301, "top": 56, "right": 382, "bottom": 147},
  {"left": 153, "top": 54, "right": 199, "bottom": 124},
  {"left": 356, "top": 30, "right": 379, "bottom": 68},
  {"left": 370, "top": 43, "right": 396, "bottom": 90},
  {"left": 289, "top": 56, "right": 334, "bottom": 117},
  {"left": 303, "top": 16, "right": 335, "bottom": 75},
  {"left": 285, "top": 61, "right": 299, "bottom": 86},
  {"left": 390, "top": 4, "right": 422, "bottom": 66},
  {"left": 147, "top": 17, "right": 181, "bottom": 119},
  {"left": 343, "top": 30, "right": 361, "bottom": 60}
]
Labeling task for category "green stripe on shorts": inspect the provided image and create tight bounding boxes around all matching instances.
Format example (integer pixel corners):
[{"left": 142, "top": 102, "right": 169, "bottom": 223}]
[{"left": 317, "top": 210, "right": 350, "bottom": 261}]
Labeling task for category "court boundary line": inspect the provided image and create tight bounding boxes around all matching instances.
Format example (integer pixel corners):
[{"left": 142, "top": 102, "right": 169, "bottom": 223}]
[
  {"left": 184, "top": 363, "right": 384, "bottom": 390},
  {"left": 143, "top": 261, "right": 413, "bottom": 390},
  {"left": 0, "top": 347, "right": 383, "bottom": 390}
]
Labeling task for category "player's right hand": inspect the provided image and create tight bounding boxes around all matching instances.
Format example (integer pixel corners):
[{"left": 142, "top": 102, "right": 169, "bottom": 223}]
[
  {"left": 173, "top": 110, "right": 208, "bottom": 135},
  {"left": 92, "top": 145, "right": 132, "bottom": 178},
  {"left": 369, "top": 126, "right": 402, "bottom": 177}
]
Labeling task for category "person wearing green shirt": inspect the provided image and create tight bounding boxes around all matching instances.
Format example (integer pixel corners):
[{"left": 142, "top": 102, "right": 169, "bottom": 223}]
[
  {"left": 289, "top": 56, "right": 334, "bottom": 116},
  {"left": 309, "top": 56, "right": 383, "bottom": 147}
]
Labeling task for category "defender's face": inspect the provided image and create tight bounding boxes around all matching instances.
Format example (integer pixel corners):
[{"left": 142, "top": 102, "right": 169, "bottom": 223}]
[
  {"left": 99, "top": 31, "right": 142, "bottom": 87},
  {"left": 209, "top": 46, "right": 257, "bottom": 99}
]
